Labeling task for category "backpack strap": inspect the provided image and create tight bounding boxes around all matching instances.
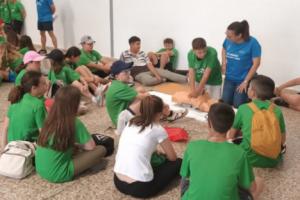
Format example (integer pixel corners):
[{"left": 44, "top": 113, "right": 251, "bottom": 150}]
[
  {"left": 248, "top": 102, "right": 259, "bottom": 113},
  {"left": 268, "top": 103, "right": 275, "bottom": 112}
]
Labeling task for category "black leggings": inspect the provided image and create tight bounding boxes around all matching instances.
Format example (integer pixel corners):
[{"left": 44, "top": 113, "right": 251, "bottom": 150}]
[{"left": 114, "top": 158, "right": 182, "bottom": 198}]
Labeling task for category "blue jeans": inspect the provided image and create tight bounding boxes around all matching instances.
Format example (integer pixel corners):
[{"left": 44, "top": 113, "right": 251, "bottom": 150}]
[{"left": 222, "top": 79, "right": 249, "bottom": 108}]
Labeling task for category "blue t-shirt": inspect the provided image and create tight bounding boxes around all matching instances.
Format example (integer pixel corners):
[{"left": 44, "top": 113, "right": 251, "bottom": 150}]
[
  {"left": 223, "top": 36, "right": 261, "bottom": 83},
  {"left": 36, "top": 0, "right": 53, "bottom": 22}
]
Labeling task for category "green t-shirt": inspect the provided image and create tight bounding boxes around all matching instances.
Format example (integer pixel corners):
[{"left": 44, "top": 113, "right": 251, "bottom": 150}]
[
  {"left": 19, "top": 47, "right": 29, "bottom": 55},
  {"left": 77, "top": 49, "right": 102, "bottom": 72},
  {"left": 1, "top": 3, "right": 11, "bottom": 23},
  {"left": 7, "top": 93, "right": 46, "bottom": 142},
  {"left": 65, "top": 61, "right": 78, "bottom": 70},
  {"left": 9, "top": 1, "right": 24, "bottom": 21},
  {"left": 48, "top": 66, "right": 80, "bottom": 85},
  {"left": 233, "top": 99, "right": 286, "bottom": 168},
  {"left": 188, "top": 47, "right": 222, "bottom": 85},
  {"left": 157, "top": 48, "right": 179, "bottom": 70},
  {"left": 35, "top": 118, "right": 91, "bottom": 183},
  {"left": 180, "top": 140, "right": 254, "bottom": 200},
  {"left": 15, "top": 68, "right": 26, "bottom": 86},
  {"left": 10, "top": 57, "right": 23, "bottom": 71},
  {"left": 105, "top": 80, "right": 137, "bottom": 125},
  {"left": 0, "top": 1, "right": 5, "bottom": 21}
]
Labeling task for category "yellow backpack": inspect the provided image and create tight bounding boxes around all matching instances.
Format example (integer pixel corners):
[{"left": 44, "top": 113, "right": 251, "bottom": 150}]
[{"left": 248, "top": 102, "right": 282, "bottom": 159}]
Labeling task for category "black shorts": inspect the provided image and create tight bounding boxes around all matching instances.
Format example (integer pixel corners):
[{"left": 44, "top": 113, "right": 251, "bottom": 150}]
[
  {"left": 92, "top": 70, "right": 109, "bottom": 78},
  {"left": 38, "top": 21, "right": 53, "bottom": 31},
  {"left": 154, "top": 59, "right": 173, "bottom": 71},
  {"left": 11, "top": 20, "right": 23, "bottom": 34}
]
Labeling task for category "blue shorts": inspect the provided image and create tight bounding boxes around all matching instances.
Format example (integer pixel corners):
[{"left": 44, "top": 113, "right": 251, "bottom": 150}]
[{"left": 8, "top": 71, "right": 17, "bottom": 82}]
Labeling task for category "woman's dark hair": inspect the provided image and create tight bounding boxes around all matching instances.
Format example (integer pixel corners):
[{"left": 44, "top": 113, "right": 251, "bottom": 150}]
[
  {"left": 249, "top": 75, "right": 275, "bottom": 100},
  {"left": 208, "top": 103, "right": 235, "bottom": 133},
  {"left": 8, "top": 71, "right": 42, "bottom": 104},
  {"left": 19, "top": 35, "right": 36, "bottom": 51},
  {"left": 130, "top": 95, "right": 163, "bottom": 133},
  {"left": 227, "top": 20, "right": 250, "bottom": 41},
  {"left": 38, "top": 86, "right": 81, "bottom": 151},
  {"left": 129, "top": 36, "right": 141, "bottom": 45},
  {"left": 65, "top": 46, "right": 81, "bottom": 58},
  {"left": 47, "top": 49, "right": 64, "bottom": 73}
]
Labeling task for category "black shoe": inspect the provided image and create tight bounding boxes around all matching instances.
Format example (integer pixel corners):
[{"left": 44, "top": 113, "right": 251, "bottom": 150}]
[
  {"left": 38, "top": 49, "right": 47, "bottom": 55},
  {"left": 274, "top": 98, "right": 289, "bottom": 108}
]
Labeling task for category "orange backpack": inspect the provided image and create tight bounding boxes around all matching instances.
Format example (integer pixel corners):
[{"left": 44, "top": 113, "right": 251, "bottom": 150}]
[{"left": 248, "top": 102, "right": 282, "bottom": 159}]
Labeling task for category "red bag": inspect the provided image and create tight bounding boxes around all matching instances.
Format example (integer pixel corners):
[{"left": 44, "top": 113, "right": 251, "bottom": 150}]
[{"left": 164, "top": 127, "right": 189, "bottom": 142}]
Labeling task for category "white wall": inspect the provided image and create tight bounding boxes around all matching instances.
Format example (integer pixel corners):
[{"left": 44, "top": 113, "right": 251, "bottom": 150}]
[
  {"left": 20, "top": 0, "right": 300, "bottom": 86},
  {"left": 113, "top": 0, "right": 300, "bottom": 86},
  {"left": 21, "top": 0, "right": 111, "bottom": 56}
]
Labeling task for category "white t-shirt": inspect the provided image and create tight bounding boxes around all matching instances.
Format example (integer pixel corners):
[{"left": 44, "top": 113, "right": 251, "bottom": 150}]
[
  {"left": 116, "top": 109, "right": 134, "bottom": 135},
  {"left": 114, "top": 123, "right": 168, "bottom": 182}
]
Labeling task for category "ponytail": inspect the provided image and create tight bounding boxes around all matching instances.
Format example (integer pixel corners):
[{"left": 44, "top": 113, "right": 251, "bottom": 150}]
[
  {"left": 8, "top": 86, "right": 24, "bottom": 104},
  {"left": 8, "top": 71, "right": 42, "bottom": 104},
  {"left": 240, "top": 20, "right": 250, "bottom": 41},
  {"left": 129, "top": 95, "right": 163, "bottom": 133},
  {"left": 227, "top": 20, "right": 250, "bottom": 41}
]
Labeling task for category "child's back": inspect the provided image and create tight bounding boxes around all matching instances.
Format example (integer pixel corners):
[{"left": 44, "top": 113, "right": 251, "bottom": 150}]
[
  {"left": 181, "top": 140, "right": 253, "bottom": 200},
  {"left": 233, "top": 99, "right": 285, "bottom": 167}
]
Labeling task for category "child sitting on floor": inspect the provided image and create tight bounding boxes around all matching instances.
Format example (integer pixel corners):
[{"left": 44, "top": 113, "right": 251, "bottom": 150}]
[
  {"left": 180, "top": 102, "right": 263, "bottom": 200},
  {"left": 114, "top": 95, "right": 182, "bottom": 198},
  {"left": 148, "top": 38, "right": 179, "bottom": 71},
  {"left": 36, "top": 86, "right": 107, "bottom": 183},
  {"left": 15, "top": 50, "right": 45, "bottom": 86},
  {"left": 1, "top": 71, "right": 47, "bottom": 148},
  {"left": 105, "top": 60, "right": 148, "bottom": 126},
  {"left": 65, "top": 46, "right": 109, "bottom": 95},
  {"left": 47, "top": 49, "right": 102, "bottom": 105},
  {"left": 228, "top": 75, "right": 286, "bottom": 168}
]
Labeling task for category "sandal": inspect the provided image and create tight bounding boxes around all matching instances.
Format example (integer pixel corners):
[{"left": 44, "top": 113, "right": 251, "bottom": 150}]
[
  {"left": 273, "top": 98, "right": 289, "bottom": 108},
  {"left": 165, "top": 109, "right": 188, "bottom": 122}
]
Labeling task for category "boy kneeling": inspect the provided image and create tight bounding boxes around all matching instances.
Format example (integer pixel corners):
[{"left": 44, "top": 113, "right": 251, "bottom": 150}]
[{"left": 181, "top": 103, "right": 262, "bottom": 200}]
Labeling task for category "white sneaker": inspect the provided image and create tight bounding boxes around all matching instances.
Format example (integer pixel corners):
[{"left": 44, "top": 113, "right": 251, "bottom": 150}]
[{"left": 91, "top": 95, "right": 102, "bottom": 106}]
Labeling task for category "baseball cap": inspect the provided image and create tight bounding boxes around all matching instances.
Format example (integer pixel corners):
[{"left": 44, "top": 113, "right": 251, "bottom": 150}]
[
  {"left": 46, "top": 49, "right": 64, "bottom": 63},
  {"left": 23, "top": 51, "right": 45, "bottom": 65},
  {"left": 80, "top": 35, "right": 96, "bottom": 44},
  {"left": 111, "top": 60, "right": 133, "bottom": 76}
]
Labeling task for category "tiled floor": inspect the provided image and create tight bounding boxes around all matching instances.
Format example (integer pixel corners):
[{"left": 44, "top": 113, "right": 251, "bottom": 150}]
[{"left": 0, "top": 82, "right": 300, "bottom": 200}]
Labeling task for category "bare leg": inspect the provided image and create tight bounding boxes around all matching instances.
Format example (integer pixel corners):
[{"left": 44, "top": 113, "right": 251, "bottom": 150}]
[
  {"left": 40, "top": 31, "right": 46, "bottom": 50},
  {"left": 48, "top": 31, "right": 57, "bottom": 48},
  {"left": 281, "top": 92, "right": 300, "bottom": 111},
  {"left": 159, "top": 53, "right": 170, "bottom": 69},
  {"left": 148, "top": 52, "right": 159, "bottom": 66}
]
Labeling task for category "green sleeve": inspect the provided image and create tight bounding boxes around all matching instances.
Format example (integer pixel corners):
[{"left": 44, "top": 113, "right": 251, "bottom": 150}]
[
  {"left": 93, "top": 50, "right": 102, "bottom": 61},
  {"left": 77, "top": 54, "right": 90, "bottom": 66},
  {"left": 187, "top": 50, "right": 195, "bottom": 68},
  {"left": 35, "top": 104, "right": 46, "bottom": 129},
  {"left": 75, "top": 119, "right": 92, "bottom": 144},
  {"left": 238, "top": 153, "right": 255, "bottom": 189},
  {"left": 233, "top": 107, "right": 243, "bottom": 130},
  {"left": 48, "top": 70, "right": 57, "bottom": 84},
  {"left": 277, "top": 108, "right": 286, "bottom": 134},
  {"left": 171, "top": 48, "right": 179, "bottom": 69},
  {"left": 65, "top": 67, "right": 80, "bottom": 83},
  {"left": 180, "top": 145, "right": 190, "bottom": 178},
  {"left": 206, "top": 51, "right": 220, "bottom": 70},
  {"left": 115, "top": 86, "right": 137, "bottom": 101}
]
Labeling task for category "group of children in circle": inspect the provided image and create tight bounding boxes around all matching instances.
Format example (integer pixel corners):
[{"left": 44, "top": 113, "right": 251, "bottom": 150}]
[{"left": 0, "top": 17, "right": 296, "bottom": 200}]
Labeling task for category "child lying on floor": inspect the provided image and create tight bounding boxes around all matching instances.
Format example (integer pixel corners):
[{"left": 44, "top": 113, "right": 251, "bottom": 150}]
[{"left": 274, "top": 76, "right": 300, "bottom": 111}]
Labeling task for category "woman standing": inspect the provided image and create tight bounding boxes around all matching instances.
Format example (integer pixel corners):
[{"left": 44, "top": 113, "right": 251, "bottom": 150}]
[{"left": 221, "top": 20, "right": 261, "bottom": 108}]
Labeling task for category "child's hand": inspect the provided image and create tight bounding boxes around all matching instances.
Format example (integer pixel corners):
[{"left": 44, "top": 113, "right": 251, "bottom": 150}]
[{"left": 56, "top": 80, "right": 64, "bottom": 87}]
